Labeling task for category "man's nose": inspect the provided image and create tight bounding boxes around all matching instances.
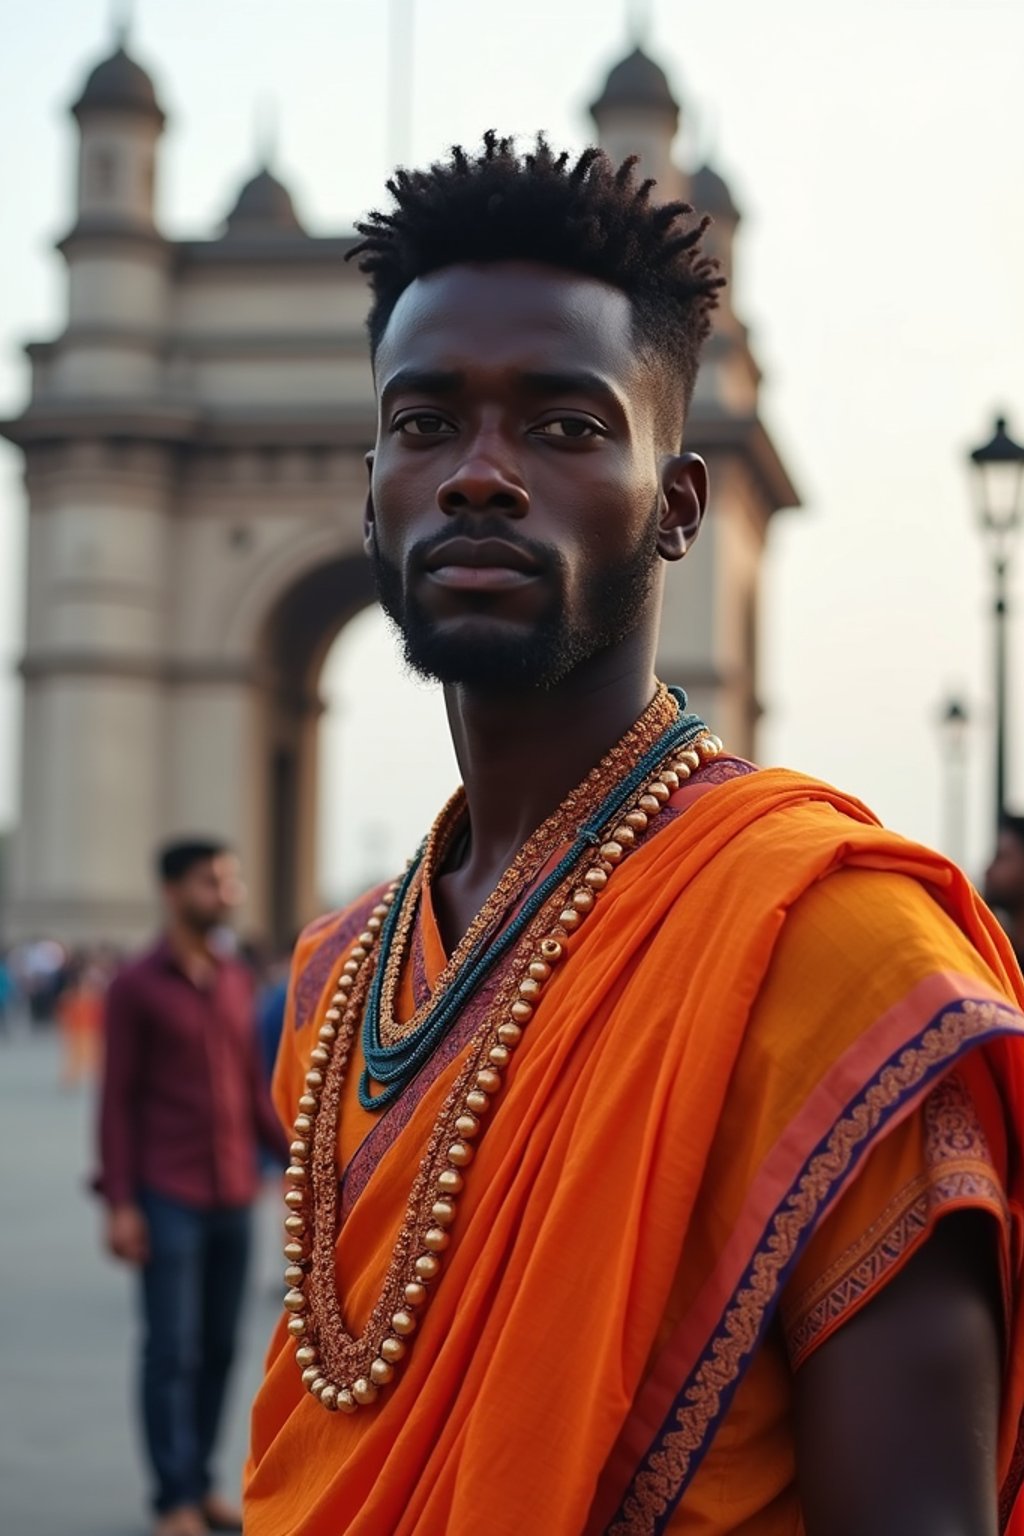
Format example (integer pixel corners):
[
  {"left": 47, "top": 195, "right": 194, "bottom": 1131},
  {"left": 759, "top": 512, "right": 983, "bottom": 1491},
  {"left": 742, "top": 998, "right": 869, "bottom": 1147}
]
[{"left": 437, "top": 442, "right": 529, "bottom": 517}]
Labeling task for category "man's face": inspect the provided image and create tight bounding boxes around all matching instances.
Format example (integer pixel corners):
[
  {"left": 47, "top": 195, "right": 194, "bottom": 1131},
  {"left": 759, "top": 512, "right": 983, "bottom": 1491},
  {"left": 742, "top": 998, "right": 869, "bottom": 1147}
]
[
  {"left": 165, "top": 854, "right": 244, "bottom": 934},
  {"left": 366, "top": 261, "right": 699, "bottom": 691},
  {"left": 984, "top": 830, "right": 1024, "bottom": 914}
]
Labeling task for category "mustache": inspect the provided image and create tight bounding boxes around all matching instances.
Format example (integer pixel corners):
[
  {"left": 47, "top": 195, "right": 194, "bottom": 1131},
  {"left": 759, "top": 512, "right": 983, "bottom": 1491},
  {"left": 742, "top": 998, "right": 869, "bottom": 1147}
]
[{"left": 406, "top": 520, "right": 562, "bottom": 577}]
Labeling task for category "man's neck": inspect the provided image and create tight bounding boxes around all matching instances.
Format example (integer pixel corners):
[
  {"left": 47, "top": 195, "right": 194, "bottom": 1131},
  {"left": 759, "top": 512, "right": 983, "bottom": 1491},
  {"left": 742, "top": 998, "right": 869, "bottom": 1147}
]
[
  {"left": 432, "top": 640, "right": 660, "bottom": 949},
  {"left": 166, "top": 920, "right": 218, "bottom": 986}
]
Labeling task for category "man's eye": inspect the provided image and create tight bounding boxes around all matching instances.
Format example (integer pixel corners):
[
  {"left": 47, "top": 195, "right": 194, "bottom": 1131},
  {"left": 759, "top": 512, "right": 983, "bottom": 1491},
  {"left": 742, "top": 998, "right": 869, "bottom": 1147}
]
[
  {"left": 533, "top": 417, "right": 603, "bottom": 439},
  {"left": 395, "top": 414, "right": 453, "bottom": 436}
]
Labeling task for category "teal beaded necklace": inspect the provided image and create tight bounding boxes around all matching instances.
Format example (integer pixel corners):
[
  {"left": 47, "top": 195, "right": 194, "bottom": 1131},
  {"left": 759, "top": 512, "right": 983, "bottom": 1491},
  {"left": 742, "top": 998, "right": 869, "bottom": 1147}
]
[{"left": 359, "top": 689, "right": 705, "bottom": 1111}]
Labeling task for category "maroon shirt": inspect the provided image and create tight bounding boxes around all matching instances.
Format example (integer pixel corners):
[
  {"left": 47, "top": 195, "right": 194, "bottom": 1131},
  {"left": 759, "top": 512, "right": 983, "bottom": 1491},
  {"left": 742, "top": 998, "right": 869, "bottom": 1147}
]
[{"left": 97, "top": 938, "right": 288, "bottom": 1210}]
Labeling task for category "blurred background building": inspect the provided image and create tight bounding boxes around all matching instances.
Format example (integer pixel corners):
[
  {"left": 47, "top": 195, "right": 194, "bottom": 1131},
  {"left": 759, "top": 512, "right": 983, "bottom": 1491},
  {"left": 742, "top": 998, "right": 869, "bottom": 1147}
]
[{"left": 0, "top": 28, "right": 796, "bottom": 948}]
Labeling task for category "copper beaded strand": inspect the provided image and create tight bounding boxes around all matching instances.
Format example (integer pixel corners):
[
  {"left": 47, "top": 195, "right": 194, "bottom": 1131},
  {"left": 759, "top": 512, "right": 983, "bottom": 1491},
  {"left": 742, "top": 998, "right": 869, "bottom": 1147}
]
[{"left": 283, "top": 732, "right": 723, "bottom": 1413}]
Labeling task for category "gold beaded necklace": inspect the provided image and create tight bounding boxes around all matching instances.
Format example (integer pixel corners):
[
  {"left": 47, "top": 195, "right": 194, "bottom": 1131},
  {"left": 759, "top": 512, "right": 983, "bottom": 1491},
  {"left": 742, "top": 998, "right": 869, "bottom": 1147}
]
[{"left": 282, "top": 714, "right": 724, "bottom": 1414}]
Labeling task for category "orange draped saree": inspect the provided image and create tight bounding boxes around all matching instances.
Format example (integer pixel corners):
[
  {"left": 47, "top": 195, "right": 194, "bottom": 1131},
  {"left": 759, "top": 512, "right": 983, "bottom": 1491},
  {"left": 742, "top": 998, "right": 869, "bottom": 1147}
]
[{"left": 246, "top": 768, "right": 1024, "bottom": 1534}]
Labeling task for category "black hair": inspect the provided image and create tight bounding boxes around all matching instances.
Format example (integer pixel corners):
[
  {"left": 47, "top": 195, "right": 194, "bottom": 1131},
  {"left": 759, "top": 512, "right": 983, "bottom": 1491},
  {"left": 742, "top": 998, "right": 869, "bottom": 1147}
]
[
  {"left": 157, "top": 838, "right": 228, "bottom": 884},
  {"left": 348, "top": 132, "right": 724, "bottom": 426}
]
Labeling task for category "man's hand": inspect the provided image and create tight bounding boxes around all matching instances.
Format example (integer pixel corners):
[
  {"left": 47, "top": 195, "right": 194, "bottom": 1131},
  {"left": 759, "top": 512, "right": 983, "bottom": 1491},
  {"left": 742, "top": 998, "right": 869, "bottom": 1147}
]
[{"left": 105, "top": 1202, "right": 149, "bottom": 1265}]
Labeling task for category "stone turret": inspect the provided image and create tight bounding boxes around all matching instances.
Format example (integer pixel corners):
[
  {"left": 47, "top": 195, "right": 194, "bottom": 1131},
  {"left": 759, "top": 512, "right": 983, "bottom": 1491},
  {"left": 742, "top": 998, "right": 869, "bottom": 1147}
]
[{"left": 589, "top": 45, "right": 681, "bottom": 192}]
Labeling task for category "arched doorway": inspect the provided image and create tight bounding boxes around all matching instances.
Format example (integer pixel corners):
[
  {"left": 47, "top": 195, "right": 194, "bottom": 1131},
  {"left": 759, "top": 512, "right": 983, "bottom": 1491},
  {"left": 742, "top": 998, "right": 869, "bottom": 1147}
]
[{"left": 259, "top": 553, "right": 375, "bottom": 948}]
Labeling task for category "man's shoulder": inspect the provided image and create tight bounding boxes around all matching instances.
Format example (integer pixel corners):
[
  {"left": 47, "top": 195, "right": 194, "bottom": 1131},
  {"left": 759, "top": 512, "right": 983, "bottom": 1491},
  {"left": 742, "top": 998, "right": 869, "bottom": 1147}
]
[{"left": 107, "top": 940, "right": 169, "bottom": 996}]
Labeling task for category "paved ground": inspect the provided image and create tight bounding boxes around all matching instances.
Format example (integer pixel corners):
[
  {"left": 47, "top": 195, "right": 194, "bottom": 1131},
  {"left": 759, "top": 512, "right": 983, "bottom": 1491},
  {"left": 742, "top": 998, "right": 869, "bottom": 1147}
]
[{"left": 0, "top": 1027, "right": 284, "bottom": 1536}]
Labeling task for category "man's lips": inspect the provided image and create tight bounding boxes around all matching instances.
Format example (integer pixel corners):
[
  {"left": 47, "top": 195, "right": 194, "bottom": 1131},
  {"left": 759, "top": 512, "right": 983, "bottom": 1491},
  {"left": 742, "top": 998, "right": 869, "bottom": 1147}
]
[{"left": 422, "top": 536, "right": 542, "bottom": 591}]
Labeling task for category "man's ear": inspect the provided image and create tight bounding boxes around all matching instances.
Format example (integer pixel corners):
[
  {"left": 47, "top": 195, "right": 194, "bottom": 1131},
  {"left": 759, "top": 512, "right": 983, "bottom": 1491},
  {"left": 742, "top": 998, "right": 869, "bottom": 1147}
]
[
  {"left": 363, "top": 450, "right": 375, "bottom": 555},
  {"left": 657, "top": 452, "right": 708, "bottom": 563}
]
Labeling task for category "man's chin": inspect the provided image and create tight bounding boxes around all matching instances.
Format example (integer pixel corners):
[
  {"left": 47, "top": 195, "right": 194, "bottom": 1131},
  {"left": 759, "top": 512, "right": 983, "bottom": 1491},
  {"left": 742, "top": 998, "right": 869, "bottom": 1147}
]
[{"left": 401, "top": 621, "right": 569, "bottom": 692}]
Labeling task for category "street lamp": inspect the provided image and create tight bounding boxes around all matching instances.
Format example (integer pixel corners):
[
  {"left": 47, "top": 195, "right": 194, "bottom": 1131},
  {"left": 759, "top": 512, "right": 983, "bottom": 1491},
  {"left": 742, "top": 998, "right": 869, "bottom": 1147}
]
[
  {"left": 938, "top": 696, "right": 970, "bottom": 867},
  {"left": 968, "top": 414, "right": 1024, "bottom": 824}
]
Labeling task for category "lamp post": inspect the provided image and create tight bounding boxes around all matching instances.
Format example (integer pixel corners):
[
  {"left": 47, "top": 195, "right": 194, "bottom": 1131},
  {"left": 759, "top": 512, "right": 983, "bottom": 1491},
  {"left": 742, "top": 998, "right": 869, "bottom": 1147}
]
[
  {"left": 968, "top": 414, "right": 1024, "bottom": 825},
  {"left": 938, "top": 696, "right": 970, "bottom": 867}
]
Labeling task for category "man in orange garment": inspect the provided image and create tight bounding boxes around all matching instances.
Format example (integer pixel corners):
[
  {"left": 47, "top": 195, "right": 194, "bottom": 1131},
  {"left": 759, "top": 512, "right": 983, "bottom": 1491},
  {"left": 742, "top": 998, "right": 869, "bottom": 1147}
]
[{"left": 246, "top": 136, "right": 1024, "bottom": 1534}]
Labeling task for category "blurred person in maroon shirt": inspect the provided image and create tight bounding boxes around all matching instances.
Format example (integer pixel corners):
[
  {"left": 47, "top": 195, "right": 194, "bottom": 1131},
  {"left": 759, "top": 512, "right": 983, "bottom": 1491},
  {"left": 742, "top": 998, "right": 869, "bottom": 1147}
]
[{"left": 96, "top": 838, "right": 288, "bottom": 1536}]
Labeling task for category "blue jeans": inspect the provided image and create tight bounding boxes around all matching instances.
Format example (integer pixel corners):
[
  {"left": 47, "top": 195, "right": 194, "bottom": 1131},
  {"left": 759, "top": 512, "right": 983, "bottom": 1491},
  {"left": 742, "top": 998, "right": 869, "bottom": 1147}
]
[{"left": 138, "top": 1191, "right": 252, "bottom": 1512}]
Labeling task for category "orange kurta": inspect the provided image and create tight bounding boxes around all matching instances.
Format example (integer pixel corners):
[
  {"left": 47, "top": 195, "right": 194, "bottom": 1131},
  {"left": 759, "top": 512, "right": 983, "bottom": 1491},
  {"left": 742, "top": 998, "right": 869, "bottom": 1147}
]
[{"left": 247, "top": 767, "right": 1024, "bottom": 1534}]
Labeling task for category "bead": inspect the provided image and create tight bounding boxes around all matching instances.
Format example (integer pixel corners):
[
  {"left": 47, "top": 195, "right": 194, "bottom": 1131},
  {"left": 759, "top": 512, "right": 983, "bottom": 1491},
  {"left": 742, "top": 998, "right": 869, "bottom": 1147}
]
[
  {"left": 284, "top": 1189, "right": 305, "bottom": 1210},
  {"left": 391, "top": 1310, "right": 417, "bottom": 1336},
  {"left": 475, "top": 1069, "right": 502, "bottom": 1095},
  {"left": 465, "top": 1090, "right": 490, "bottom": 1115},
  {"left": 284, "top": 1214, "right": 306, "bottom": 1237},
  {"left": 310, "top": 1376, "right": 327, "bottom": 1397},
  {"left": 318, "top": 1021, "right": 337, "bottom": 1041},
  {"left": 370, "top": 1358, "right": 395, "bottom": 1386},
  {"left": 559, "top": 908, "right": 581, "bottom": 931},
  {"left": 294, "top": 1115, "right": 313, "bottom": 1136},
  {"left": 286, "top": 1315, "right": 307, "bottom": 1339},
  {"left": 431, "top": 1199, "right": 457, "bottom": 1226},
  {"left": 404, "top": 1281, "right": 428, "bottom": 1307},
  {"left": 336, "top": 975, "right": 354, "bottom": 992},
  {"left": 323, "top": 1008, "right": 341, "bottom": 1023},
  {"left": 624, "top": 809, "right": 650, "bottom": 830},
  {"left": 349, "top": 946, "right": 368, "bottom": 963},
  {"left": 310, "top": 1045, "right": 330, "bottom": 1066},
  {"left": 287, "top": 1142, "right": 308, "bottom": 1168},
  {"left": 284, "top": 1264, "right": 305, "bottom": 1287},
  {"left": 320, "top": 1384, "right": 339, "bottom": 1410},
  {"left": 661, "top": 769, "right": 680, "bottom": 790},
  {"left": 424, "top": 1226, "right": 450, "bottom": 1252},
  {"left": 585, "top": 866, "right": 610, "bottom": 888},
  {"left": 342, "top": 960, "right": 360, "bottom": 977},
  {"left": 283, "top": 1288, "right": 306, "bottom": 1313},
  {"left": 358, "top": 931, "right": 375, "bottom": 947},
  {"left": 381, "top": 1336, "right": 407, "bottom": 1362},
  {"left": 600, "top": 841, "right": 624, "bottom": 863},
  {"left": 415, "top": 1251, "right": 441, "bottom": 1280},
  {"left": 671, "top": 760, "right": 691, "bottom": 780},
  {"left": 337, "top": 1389, "right": 358, "bottom": 1414},
  {"left": 448, "top": 1141, "right": 474, "bottom": 1167},
  {"left": 295, "top": 1344, "right": 317, "bottom": 1368},
  {"left": 647, "top": 781, "right": 670, "bottom": 803},
  {"left": 455, "top": 1112, "right": 480, "bottom": 1139},
  {"left": 285, "top": 1164, "right": 307, "bottom": 1183},
  {"left": 352, "top": 1378, "right": 378, "bottom": 1406},
  {"left": 298, "top": 1094, "right": 317, "bottom": 1114},
  {"left": 488, "top": 1044, "right": 511, "bottom": 1067},
  {"left": 539, "top": 938, "right": 565, "bottom": 962},
  {"left": 612, "top": 825, "right": 636, "bottom": 847},
  {"left": 301, "top": 1365, "right": 321, "bottom": 1389},
  {"left": 372, "top": 902, "right": 390, "bottom": 918},
  {"left": 366, "top": 915, "right": 382, "bottom": 933},
  {"left": 678, "top": 748, "right": 701, "bottom": 771},
  {"left": 510, "top": 1000, "right": 534, "bottom": 1023},
  {"left": 704, "top": 733, "right": 724, "bottom": 754},
  {"left": 304, "top": 1070, "right": 323, "bottom": 1091},
  {"left": 637, "top": 794, "right": 661, "bottom": 815},
  {"left": 572, "top": 888, "right": 595, "bottom": 912},
  {"left": 284, "top": 1240, "right": 306, "bottom": 1263},
  {"left": 437, "top": 1169, "right": 464, "bottom": 1194},
  {"left": 497, "top": 1022, "right": 523, "bottom": 1047},
  {"left": 519, "top": 977, "right": 541, "bottom": 1000}
]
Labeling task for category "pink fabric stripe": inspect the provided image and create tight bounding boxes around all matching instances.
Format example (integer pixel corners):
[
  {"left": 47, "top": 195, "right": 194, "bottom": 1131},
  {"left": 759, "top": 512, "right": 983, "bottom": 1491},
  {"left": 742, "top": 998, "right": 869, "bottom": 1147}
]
[{"left": 588, "top": 969, "right": 1011, "bottom": 1528}]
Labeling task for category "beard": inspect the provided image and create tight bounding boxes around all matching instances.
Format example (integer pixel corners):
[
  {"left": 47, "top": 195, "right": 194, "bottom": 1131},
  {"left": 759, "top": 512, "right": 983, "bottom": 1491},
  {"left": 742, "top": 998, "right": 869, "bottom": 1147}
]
[{"left": 370, "top": 508, "right": 660, "bottom": 692}]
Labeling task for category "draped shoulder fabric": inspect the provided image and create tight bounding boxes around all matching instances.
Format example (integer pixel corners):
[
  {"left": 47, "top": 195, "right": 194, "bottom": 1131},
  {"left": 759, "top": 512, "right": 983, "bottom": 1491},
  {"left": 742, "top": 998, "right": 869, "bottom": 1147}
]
[{"left": 246, "top": 768, "right": 1024, "bottom": 1536}]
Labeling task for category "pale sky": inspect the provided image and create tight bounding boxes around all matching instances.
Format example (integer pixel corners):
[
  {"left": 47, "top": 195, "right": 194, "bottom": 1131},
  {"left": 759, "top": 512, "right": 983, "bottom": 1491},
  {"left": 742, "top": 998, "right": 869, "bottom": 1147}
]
[{"left": 2, "top": 0, "right": 1024, "bottom": 905}]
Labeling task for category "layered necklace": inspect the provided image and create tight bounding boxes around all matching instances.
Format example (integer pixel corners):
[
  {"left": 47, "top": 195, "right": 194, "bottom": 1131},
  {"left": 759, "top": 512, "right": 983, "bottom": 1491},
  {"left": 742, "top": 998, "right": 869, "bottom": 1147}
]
[{"left": 282, "top": 685, "right": 724, "bottom": 1414}]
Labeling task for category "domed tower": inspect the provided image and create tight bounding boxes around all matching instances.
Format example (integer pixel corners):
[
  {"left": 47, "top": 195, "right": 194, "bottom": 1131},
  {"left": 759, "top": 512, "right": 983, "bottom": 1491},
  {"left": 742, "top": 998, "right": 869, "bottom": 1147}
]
[
  {"left": 70, "top": 38, "right": 166, "bottom": 234},
  {"left": 222, "top": 166, "right": 307, "bottom": 239},
  {"left": 59, "top": 32, "right": 170, "bottom": 386},
  {"left": 589, "top": 40, "right": 799, "bottom": 759},
  {"left": 589, "top": 45, "right": 682, "bottom": 194}
]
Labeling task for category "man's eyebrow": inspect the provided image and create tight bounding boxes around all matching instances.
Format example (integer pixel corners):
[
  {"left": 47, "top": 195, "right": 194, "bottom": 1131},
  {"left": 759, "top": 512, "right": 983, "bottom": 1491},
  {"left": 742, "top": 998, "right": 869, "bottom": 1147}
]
[
  {"left": 379, "top": 368, "right": 462, "bottom": 402},
  {"left": 517, "top": 370, "right": 624, "bottom": 412}
]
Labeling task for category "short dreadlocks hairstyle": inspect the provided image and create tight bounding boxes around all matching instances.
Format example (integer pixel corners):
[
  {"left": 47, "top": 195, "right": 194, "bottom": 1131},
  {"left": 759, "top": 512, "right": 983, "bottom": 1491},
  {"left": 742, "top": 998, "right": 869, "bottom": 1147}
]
[{"left": 348, "top": 132, "right": 725, "bottom": 431}]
